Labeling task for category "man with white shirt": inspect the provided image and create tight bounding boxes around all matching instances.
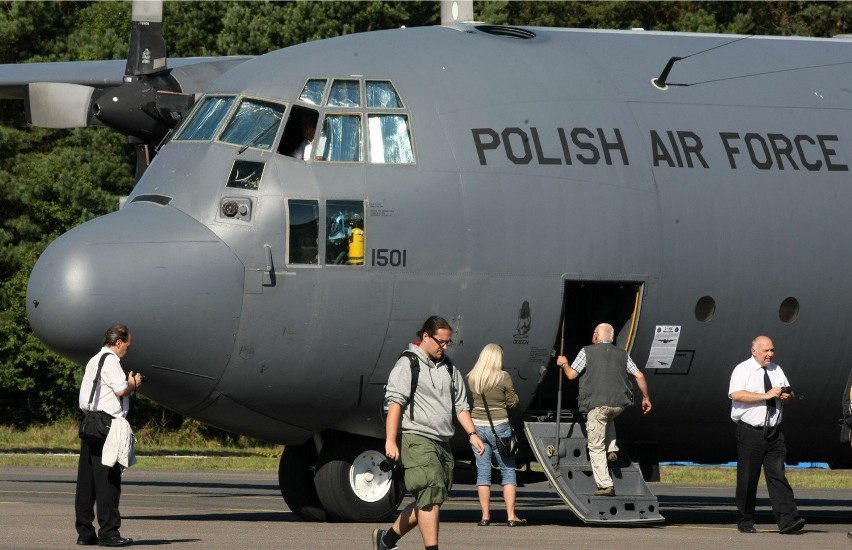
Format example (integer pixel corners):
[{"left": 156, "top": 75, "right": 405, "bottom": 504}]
[
  {"left": 75, "top": 324, "right": 143, "bottom": 547},
  {"left": 728, "top": 335, "right": 804, "bottom": 535},
  {"left": 291, "top": 116, "right": 316, "bottom": 161}
]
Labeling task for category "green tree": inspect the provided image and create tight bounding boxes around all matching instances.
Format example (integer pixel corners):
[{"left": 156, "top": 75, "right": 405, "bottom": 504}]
[
  {"left": 0, "top": 126, "right": 134, "bottom": 426},
  {"left": 0, "top": 0, "right": 135, "bottom": 425},
  {"left": 475, "top": 1, "right": 851, "bottom": 36}
]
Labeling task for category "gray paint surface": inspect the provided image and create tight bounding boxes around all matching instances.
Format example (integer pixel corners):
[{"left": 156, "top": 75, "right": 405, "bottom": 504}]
[{"left": 7, "top": 24, "right": 852, "bottom": 469}]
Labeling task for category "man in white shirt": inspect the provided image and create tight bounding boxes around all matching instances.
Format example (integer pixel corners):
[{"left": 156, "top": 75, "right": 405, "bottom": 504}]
[
  {"left": 728, "top": 335, "right": 804, "bottom": 535},
  {"left": 291, "top": 117, "right": 316, "bottom": 161},
  {"left": 75, "top": 324, "right": 143, "bottom": 547}
]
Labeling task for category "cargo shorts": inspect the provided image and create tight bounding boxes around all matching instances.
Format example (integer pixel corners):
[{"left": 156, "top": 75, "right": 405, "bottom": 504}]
[{"left": 401, "top": 432, "right": 454, "bottom": 509}]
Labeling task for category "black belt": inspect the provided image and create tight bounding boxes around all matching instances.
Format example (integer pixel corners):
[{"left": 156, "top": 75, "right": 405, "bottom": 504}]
[{"left": 738, "top": 420, "right": 772, "bottom": 430}]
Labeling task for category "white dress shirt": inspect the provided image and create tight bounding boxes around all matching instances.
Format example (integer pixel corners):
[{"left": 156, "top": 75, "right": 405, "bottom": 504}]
[{"left": 729, "top": 356, "right": 790, "bottom": 427}]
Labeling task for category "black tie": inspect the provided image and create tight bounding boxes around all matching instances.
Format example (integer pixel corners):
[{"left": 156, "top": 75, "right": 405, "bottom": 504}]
[
  {"left": 763, "top": 368, "right": 776, "bottom": 414},
  {"left": 763, "top": 368, "right": 776, "bottom": 435}
]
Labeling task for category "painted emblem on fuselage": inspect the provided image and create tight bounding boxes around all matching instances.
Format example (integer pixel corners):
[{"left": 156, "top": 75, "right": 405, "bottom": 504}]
[{"left": 514, "top": 300, "right": 531, "bottom": 344}]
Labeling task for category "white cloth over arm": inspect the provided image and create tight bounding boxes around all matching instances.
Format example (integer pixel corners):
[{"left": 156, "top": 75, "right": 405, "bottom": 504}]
[{"left": 102, "top": 416, "right": 137, "bottom": 472}]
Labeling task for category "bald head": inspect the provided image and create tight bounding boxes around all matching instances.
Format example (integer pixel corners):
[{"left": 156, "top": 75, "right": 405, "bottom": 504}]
[
  {"left": 751, "top": 335, "right": 775, "bottom": 367},
  {"left": 593, "top": 323, "right": 614, "bottom": 344}
]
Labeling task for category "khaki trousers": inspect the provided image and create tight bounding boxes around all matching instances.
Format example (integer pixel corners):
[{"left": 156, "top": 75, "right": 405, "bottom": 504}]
[{"left": 586, "top": 405, "right": 624, "bottom": 488}]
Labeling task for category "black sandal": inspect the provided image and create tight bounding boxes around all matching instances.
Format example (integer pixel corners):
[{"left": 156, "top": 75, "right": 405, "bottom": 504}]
[
  {"left": 507, "top": 518, "right": 528, "bottom": 527},
  {"left": 477, "top": 519, "right": 490, "bottom": 526}
]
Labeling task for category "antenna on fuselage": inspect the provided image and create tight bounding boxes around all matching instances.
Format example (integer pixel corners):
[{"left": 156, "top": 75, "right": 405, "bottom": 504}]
[
  {"left": 651, "top": 33, "right": 755, "bottom": 91},
  {"left": 652, "top": 56, "right": 682, "bottom": 90},
  {"left": 441, "top": 0, "right": 474, "bottom": 25}
]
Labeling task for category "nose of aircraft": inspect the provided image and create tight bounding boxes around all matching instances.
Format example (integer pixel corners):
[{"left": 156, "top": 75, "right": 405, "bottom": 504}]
[{"left": 26, "top": 201, "right": 245, "bottom": 413}]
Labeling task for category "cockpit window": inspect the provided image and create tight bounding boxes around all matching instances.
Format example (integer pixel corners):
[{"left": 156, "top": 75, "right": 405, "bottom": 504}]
[
  {"left": 279, "top": 78, "right": 414, "bottom": 164},
  {"left": 368, "top": 115, "right": 414, "bottom": 164},
  {"left": 299, "top": 79, "right": 327, "bottom": 106},
  {"left": 327, "top": 79, "right": 361, "bottom": 108},
  {"left": 174, "top": 95, "right": 235, "bottom": 141},
  {"left": 316, "top": 114, "right": 362, "bottom": 162},
  {"left": 219, "top": 98, "right": 285, "bottom": 151},
  {"left": 366, "top": 81, "right": 403, "bottom": 108}
]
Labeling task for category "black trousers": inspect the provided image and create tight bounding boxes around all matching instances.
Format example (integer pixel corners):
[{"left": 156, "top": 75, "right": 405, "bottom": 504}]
[
  {"left": 735, "top": 422, "right": 801, "bottom": 530},
  {"left": 75, "top": 437, "right": 122, "bottom": 540}
]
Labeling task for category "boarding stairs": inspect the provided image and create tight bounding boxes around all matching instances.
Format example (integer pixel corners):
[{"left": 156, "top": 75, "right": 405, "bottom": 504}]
[{"left": 524, "top": 418, "right": 664, "bottom": 524}]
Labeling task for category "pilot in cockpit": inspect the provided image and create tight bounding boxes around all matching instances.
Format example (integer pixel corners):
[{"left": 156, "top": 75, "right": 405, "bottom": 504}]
[{"left": 290, "top": 114, "right": 316, "bottom": 162}]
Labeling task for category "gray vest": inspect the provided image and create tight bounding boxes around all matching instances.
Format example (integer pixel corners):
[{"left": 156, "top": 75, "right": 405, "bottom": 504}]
[{"left": 577, "top": 343, "right": 634, "bottom": 412}]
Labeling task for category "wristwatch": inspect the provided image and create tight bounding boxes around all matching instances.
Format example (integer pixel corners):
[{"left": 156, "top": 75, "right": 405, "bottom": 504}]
[{"left": 468, "top": 431, "right": 476, "bottom": 437}]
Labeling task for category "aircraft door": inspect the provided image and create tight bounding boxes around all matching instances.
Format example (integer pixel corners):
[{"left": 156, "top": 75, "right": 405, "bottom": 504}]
[
  {"left": 842, "top": 369, "right": 852, "bottom": 451},
  {"left": 533, "top": 281, "right": 643, "bottom": 412}
]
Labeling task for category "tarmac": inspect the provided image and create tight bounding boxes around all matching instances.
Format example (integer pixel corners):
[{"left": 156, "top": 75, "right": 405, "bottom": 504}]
[{"left": 0, "top": 465, "right": 850, "bottom": 549}]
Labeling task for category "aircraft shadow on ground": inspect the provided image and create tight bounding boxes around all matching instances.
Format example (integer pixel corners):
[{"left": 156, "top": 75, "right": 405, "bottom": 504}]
[
  {"left": 125, "top": 512, "right": 292, "bottom": 523},
  {"left": 118, "top": 539, "right": 202, "bottom": 546},
  {"left": 127, "top": 493, "right": 851, "bottom": 527},
  {"left": 18, "top": 475, "right": 848, "bottom": 527},
  {"left": 435, "top": 488, "right": 852, "bottom": 527}
]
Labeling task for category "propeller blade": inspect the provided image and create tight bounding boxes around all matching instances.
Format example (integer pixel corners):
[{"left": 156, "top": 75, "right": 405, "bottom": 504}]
[
  {"left": 26, "top": 82, "right": 100, "bottom": 128},
  {"left": 126, "top": 0, "right": 167, "bottom": 76}
]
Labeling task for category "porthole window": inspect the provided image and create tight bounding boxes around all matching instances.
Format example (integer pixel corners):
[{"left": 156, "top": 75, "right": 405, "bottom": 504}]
[
  {"left": 779, "top": 297, "right": 800, "bottom": 324},
  {"left": 694, "top": 295, "right": 716, "bottom": 322}
]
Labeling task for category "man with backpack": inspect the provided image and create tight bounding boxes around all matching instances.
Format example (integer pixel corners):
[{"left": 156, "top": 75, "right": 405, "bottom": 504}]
[{"left": 372, "top": 316, "right": 484, "bottom": 550}]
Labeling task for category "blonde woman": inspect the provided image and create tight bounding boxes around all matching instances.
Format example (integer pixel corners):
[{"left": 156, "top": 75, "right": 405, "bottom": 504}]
[{"left": 467, "top": 344, "right": 525, "bottom": 526}]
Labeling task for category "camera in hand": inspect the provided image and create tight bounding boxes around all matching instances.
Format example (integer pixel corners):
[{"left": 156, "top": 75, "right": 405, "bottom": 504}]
[
  {"left": 379, "top": 459, "right": 397, "bottom": 473},
  {"left": 780, "top": 386, "right": 792, "bottom": 394}
]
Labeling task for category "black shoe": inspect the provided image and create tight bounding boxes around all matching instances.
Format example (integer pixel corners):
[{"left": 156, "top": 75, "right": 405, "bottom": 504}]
[
  {"left": 779, "top": 518, "right": 805, "bottom": 534},
  {"left": 76, "top": 534, "right": 98, "bottom": 545},
  {"left": 737, "top": 524, "right": 756, "bottom": 533},
  {"left": 98, "top": 536, "right": 133, "bottom": 547}
]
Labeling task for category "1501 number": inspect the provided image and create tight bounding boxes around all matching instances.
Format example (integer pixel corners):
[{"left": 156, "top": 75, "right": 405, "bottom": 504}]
[{"left": 371, "top": 249, "right": 407, "bottom": 267}]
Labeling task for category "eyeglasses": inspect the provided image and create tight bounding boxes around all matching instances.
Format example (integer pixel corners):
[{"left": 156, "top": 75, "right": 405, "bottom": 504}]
[{"left": 429, "top": 334, "right": 453, "bottom": 348}]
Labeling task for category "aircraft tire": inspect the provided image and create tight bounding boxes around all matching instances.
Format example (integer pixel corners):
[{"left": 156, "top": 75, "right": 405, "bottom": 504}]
[
  {"left": 314, "top": 435, "right": 405, "bottom": 522},
  {"left": 278, "top": 443, "right": 328, "bottom": 522}
]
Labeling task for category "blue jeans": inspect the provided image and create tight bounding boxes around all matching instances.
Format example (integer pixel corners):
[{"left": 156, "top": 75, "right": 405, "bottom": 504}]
[{"left": 472, "top": 423, "right": 517, "bottom": 486}]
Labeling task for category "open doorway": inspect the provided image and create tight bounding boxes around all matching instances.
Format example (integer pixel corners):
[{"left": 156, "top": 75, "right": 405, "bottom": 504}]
[
  {"left": 841, "top": 369, "right": 852, "bottom": 454},
  {"left": 531, "top": 280, "right": 643, "bottom": 412},
  {"left": 278, "top": 106, "right": 319, "bottom": 160}
]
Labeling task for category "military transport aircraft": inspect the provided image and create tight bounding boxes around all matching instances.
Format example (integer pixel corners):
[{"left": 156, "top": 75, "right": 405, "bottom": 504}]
[{"left": 3, "top": 0, "right": 852, "bottom": 523}]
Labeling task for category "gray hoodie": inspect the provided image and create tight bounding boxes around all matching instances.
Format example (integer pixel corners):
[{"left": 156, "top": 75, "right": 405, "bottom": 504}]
[{"left": 385, "top": 344, "right": 470, "bottom": 442}]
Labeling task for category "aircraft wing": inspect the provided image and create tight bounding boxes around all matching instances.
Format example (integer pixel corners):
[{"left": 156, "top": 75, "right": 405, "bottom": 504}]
[
  {"left": 0, "top": 56, "right": 253, "bottom": 100},
  {"left": 0, "top": 0, "right": 255, "bottom": 176}
]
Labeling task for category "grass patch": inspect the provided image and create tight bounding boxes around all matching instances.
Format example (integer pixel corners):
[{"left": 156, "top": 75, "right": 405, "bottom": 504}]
[
  {"left": 661, "top": 465, "right": 852, "bottom": 489},
  {"left": 0, "top": 453, "right": 278, "bottom": 471},
  {"left": 2, "top": 422, "right": 851, "bottom": 485},
  {"left": 0, "top": 419, "right": 280, "bottom": 471}
]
